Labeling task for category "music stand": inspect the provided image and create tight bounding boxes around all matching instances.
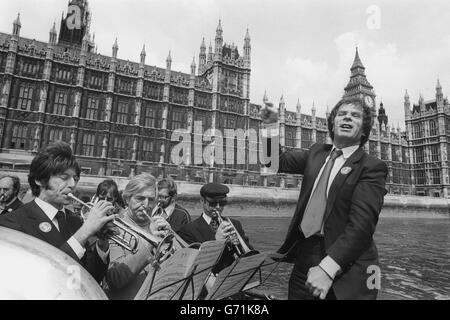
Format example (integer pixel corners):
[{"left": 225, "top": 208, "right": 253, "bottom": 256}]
[
  {"left": 134, "top": 240, "right": 226, "bottom": 300},
  {"left": 204, "top": 252, "right": 269, "bottom": 300}
]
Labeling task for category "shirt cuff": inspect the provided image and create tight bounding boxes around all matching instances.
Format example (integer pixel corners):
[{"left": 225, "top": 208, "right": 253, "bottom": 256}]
[
  {"left": 319, "top": 256, "right": 342, "bottom": 280},
  {"left": 67, "top": 236, "right": 86, "bottom": 260},
  {"left": 96, "top": 242, "right": 110, "bottom": 264}
]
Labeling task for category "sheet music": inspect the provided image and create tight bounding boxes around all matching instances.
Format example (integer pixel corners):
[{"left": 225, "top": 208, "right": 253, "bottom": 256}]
[
  {"left": 181, "top": 240, "right": 226, "bottom": 300},
  {"left": 135, "top": 241, "right": 226, "bottom": 300},
  {"left": 206, "top": 252, "right": 268, "bottom": 300},
  {"left": 135, "top": 248, "right": 198, "bottom": 300}
]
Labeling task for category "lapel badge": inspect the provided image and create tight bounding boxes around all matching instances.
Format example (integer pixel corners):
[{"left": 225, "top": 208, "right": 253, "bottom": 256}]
[
  {"left": 39, "top": 222, "right": 52, "bottom": 233},
  {"left": 340, "top": 166, "right": 352, "bottom": 175},
  {"left": 7, "top": 208, "right": 13, "bottom": 212}
]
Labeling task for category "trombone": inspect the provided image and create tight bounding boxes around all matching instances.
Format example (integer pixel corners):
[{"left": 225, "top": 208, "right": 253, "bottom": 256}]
[
  {"left": 211, "top": 209, "right": 254, "bottom": 257},
  {"left": 67, "top": 193, "right": 176, "bottom": 266}
]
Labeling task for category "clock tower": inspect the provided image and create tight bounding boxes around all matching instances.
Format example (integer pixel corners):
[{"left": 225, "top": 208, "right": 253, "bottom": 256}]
[
  {"left": 343, "top": 47, "right": 376, "bottom": 114},
  {"left": 58, "top": 0, "right": 93, "bottom": 50}
]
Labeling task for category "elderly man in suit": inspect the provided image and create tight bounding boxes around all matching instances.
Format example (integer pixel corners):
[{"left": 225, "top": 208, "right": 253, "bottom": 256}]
[
  {"left": 261, "top": 96, "right": 388, "bottom": 300},
  {"left": 0, "top": 174, "right": 23, "bottom": 215},
  {"left": 0, "top": 141, "right": 116, "bottom": 283}
]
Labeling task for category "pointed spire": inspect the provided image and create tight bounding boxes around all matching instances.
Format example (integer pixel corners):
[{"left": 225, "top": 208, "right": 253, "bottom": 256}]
[
  {"left": 312, "top": 101, "right": 316, "bottom": 111},
  {"left": 404, "top": 89, "right": 409, "bottom": 99},
  {"left": 437, "top": 78, "right": 442, "bottom": 89},
  {"left": 140, "top": 44, "right": 146, "bottom": 64},
  {"left": 245, "top": 27, "right": 251, "bottom": 41},
  {"left": 191, "top": 56, "right": 196, "bottom": 68},
  {"left": 14, "top": 12, "right": 21, "bottom": 27},
  {"left": 49, "top": 21, "right": 57, "bottom": 45},
  {"left": 200, "top": 37, "right": 206, "bottom": 50},
  {"left": 351, "top": 46, "right": 365, "bottom": 70},
  {"left": 112, "top": 37, "right": 119, "bottom": 58},
  {"left": 166, "top": 50, "right": 172, "bottom": 70},
  {"left": 296, "top": 98, "right": 302, "bottom": 112},
  {"left": 12, "top": 12, "right": 21, "bottom": 36},
  {"left": 326, "top": 104, "right": 330, "bottom": 115},
  {"left": 216, "top": 19, "right": 223, "bottom": 33},
  {"left": 263, "top": 90, "right": 268, "bottom": 104},
  {"left": 419, "top": 93, "right": 424, "bottom": 104},
  {"left": 51, "top": 21, "right": 57, "bottom": 34},
  {"left": 280, "top": 94, "right": 284, "bottom": 104}
]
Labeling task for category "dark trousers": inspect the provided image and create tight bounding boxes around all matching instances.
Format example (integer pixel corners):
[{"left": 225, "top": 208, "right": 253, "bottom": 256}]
[{"left": 288, "top": 235, "right": 336, "bottom": 300}]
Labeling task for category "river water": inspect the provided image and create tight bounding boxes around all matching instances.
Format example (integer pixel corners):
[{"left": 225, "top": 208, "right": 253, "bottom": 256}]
[{"left": 222, "top": 215, "right": 450, "bottom": 300}]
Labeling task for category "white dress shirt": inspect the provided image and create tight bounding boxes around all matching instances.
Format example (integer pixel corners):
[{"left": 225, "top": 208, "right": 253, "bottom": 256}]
[
  {"left": 308, "top": 144, "right": 359, "bottom": 280},
  {"left": 202, "top": 212, "right": 212, "bottom": 225},
  {"left": 151, "top": 201, "right": 175, "bottom": 219},
  {"left": 34, "top": 197, "right": 109, "bottom": 262}
]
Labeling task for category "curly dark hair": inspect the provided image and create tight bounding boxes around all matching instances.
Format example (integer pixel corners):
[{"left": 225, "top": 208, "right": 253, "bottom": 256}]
[
  {"left": 327, "top": 96, "right": 374, "bottom": 147},
  {"left": 28, "top": 141, "right": 80, "bottom": 197}
]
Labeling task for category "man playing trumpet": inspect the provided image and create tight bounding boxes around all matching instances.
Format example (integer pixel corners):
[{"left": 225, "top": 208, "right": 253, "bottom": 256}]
[
  {"left": 103, "top": 173, "right": 172, "bottom": 300},
  {"left": 0, "top": 141, "right": 116, "bottom": 283},
  {"left": 178, "top": 182, "right": 253, "bottom": 272}
]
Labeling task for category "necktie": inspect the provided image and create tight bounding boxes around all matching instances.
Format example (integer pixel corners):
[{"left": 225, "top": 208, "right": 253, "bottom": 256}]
[
  {"left": 210, "top": 216, "right": 220, "bottom": 233},
  {"left": 55, "top": 210, "right": 71, "bottom": 241},
  {"left": 300, "top": 149, "right": 343, "bottom": 238},
  {"left": 154, "top": 207, "right": 168, "bottom": 220}
]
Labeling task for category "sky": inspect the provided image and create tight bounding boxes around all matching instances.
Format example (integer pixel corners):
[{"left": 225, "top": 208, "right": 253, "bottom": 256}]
[{"left": 2, "top": 0, "right": 450, "bottom": 129}]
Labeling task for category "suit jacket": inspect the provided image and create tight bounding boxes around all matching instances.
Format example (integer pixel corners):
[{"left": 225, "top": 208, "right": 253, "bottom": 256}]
[
  {"left": 277, "top": 143, "right": 388, "bottom": 300},
  {"left": 178, "top": 215, "right": 253, "bottom": 272},
  {"left": 0, "top": 198, "right": 23, "bottom": 215},
  {"left": 0, "top": 200, "right": 108, "bottom": 283},
  {"left": 167, "top": 203, "right": 192, "bottom": 232}
]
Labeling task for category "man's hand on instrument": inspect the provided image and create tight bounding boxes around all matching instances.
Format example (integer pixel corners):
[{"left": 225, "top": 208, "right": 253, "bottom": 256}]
[
  {"left": 259, "top": 102, "right": 278, "bottom": 125},
  {"left": 74, "top": 200, "right": 117, "bottom": 246},
  {"left": 305, "top": 266, "right": 333, "bottom": 300},
  {"left": 215, "top": 221, "right": 234, "bottom": 241},
  {"left": 150, "top": 216, "right": 171, "bottom": 238}
]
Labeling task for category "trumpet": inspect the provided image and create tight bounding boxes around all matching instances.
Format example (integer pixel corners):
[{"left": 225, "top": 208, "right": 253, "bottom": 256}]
[
  {"left": 67, "top": 193, "right": 176, "bottom": 265},
  {"left": 153, "top": 201, "right": 190, "bottom": 249},
  {"left": 211, "top": 209, "right": 253, "bottom": 257}
]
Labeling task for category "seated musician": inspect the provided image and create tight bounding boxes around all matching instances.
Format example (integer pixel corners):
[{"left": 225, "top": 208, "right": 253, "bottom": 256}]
[
  {"left": 104, "top": 173, "right": 171, "bottom": 300},
  {"left": 178, "top": 182, "right": 253, "bottom": 273},
  {"left": 151, "top": 178, "right": 191, "bottom": 232}
]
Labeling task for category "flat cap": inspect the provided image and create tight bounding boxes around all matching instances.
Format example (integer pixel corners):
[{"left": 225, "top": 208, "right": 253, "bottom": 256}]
[{"left": 200, "top": 183, "right": 229, "bottom": 199}]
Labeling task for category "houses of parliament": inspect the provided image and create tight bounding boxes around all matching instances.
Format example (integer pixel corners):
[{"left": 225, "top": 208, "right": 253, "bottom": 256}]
[{"left": 0, "top": 0, "right": 449, "bottom": 198}]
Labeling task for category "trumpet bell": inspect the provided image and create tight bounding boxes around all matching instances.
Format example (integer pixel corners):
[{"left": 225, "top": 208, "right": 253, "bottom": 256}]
[{"left": 0, "top": 227, "right": 107, "bottom": 300}]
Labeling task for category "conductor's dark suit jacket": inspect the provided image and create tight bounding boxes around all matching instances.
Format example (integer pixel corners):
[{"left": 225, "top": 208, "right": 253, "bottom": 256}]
[
  {"left": 178, "top": 215, "right": 253, "bottom": 272},
  {"left": 277, "top": 143, "right": 388, "bottom": 300},
  {"left": 0, "top": 200, "right": 108, "bottom": 283}
]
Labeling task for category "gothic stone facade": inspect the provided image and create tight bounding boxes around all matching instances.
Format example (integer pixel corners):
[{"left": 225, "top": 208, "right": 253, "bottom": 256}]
[{"left": 0, "top": 1, "right": 448, "bottom": 197}]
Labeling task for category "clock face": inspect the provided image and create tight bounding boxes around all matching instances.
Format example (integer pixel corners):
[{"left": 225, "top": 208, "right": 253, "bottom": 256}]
[{"left": 364, "top": 95, "right": 374, "bottom": 108}]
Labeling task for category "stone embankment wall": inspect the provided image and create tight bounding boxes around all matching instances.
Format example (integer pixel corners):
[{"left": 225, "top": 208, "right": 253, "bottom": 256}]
[{"left": 6, "top": 172, "right": 450, "bottom": 218}]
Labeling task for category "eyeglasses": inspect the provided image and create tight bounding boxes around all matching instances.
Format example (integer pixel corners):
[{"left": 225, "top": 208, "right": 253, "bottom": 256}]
[
  {"left": 157, "top": 195, "right": 172, "bottom": 201},
  {"left": 206, "top": 199, "right": 228, "bottom": 208}
]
